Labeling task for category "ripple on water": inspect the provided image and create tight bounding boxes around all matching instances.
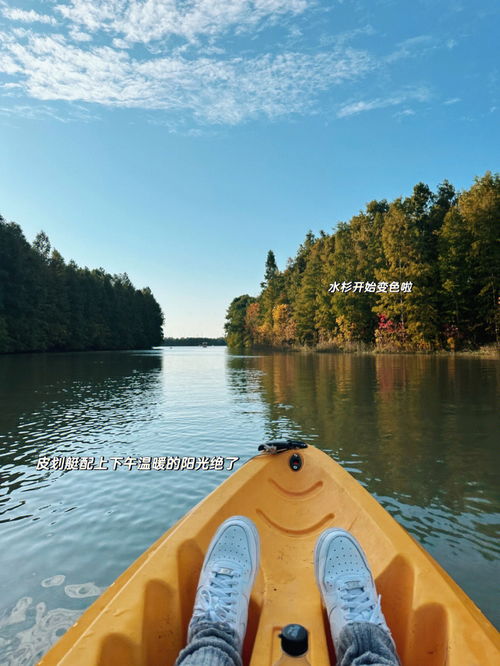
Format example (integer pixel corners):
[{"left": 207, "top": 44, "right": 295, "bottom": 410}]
[
  {"left": 40, "top": 576, "right": 65, "bottom": 589},
  {"left": 0, "top": 581, "right": 102, "bottom": 666},
  {"left": 64, "top": 583, "right": 103, "bottom": 599},
  {"left": 4, "top": 604, "right": 80, "bottom": 666}
]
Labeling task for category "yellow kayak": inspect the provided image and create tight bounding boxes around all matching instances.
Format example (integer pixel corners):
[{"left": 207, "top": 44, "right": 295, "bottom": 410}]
[{"left": 39, "top": 442, "right": 499, "bottom": 665}]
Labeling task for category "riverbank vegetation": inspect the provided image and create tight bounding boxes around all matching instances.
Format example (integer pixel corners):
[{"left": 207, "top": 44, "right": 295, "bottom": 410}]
[
  {"left": 0, "top": 218, "right": 164, "bottom": 353},
  {"left": 225, "top": 173, "right": 499, "bottom": 352}
]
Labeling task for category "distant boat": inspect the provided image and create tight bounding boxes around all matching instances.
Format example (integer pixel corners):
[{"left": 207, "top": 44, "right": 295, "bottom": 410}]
[{"left": 202, "top": 341, "right": 208, "bottom": 348}]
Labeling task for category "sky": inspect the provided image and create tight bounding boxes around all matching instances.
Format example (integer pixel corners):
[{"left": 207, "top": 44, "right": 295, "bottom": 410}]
[{"left": 0, "top": 0, "right": 498, "bottom": 337}]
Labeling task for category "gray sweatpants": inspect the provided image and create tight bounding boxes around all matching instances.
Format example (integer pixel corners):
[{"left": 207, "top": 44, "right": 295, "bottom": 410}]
[{"left": 174, "top": 620, "right": 400, "bottom": 666}]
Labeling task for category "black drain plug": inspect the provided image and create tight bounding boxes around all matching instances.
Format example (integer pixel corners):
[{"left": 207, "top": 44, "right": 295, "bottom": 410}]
[{"left": 289, "top": 453, "right": 303, "bottom": 471}]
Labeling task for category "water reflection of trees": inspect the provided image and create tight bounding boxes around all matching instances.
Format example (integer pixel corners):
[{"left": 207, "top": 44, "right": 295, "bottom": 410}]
[{"left": 226, "top": 352, "right": 499, "bottom": 516}]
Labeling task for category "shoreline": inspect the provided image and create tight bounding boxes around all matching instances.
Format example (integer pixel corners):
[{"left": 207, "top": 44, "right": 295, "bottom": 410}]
[
  {"left": 1, "top": 344, "right": 498, "bottom": 358},
  {"left": 231, "top": 344, "right": 500, "bottom": 357}
]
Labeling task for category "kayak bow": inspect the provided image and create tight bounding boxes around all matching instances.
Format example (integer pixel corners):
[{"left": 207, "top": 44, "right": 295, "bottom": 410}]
[{"left": 39, "top": 443, "right": 499, "bottom": 665}]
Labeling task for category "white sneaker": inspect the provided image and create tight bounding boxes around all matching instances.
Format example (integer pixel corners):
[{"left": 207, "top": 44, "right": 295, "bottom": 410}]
[
  {"left": 188, "top": 515, "right": 260, "bottom": 649},
  {"left": 314, "top": 528, "right": 392, "bottom": 649}
]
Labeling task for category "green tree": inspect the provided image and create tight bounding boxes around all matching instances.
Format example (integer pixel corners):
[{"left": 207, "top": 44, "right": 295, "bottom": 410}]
[
  {"left": 225, "top": 295, "right": 255, "bottom": 348},
  {"left": 457, "top": 172, "right": 500, "bottom": 343},
  {"left": 438, "top": 207, "right": 474, "bottom": 346},
  {"left": 0, "top": 218, "right": 164, "bottom": 353},
  {"left": 259, "top": 250, "right": 285, "bottom": 334},
  {"left": 314, "top": 234, "right": 337, "bottom": 342},
  {"left": 32, "top": 231, "right": 51, "bottom": 261},
  {"left": 261, "top": 250, "right": 278, "bottom": 287},
  {"left": 376, "top": 194, "right": 438, "bottom": 349},
  {"left": 294, "top": 241, "right": 322, "bottom": 345}
]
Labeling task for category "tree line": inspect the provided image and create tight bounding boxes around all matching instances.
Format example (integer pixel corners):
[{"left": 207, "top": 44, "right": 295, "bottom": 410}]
[
  {"left": 225, "top": 173, "right": 499, "bottom": 351},
  {"left": 0, "top": 218, "right": 164, "bottom": 353},
  {"left": 163, "top": 337, "right": 226, "bottom": 346}
]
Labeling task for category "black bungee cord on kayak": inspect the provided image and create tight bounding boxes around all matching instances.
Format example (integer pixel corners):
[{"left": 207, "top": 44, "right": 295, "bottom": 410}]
[{"left": 257, "top": 439, "right": 308, "bottom": 454}]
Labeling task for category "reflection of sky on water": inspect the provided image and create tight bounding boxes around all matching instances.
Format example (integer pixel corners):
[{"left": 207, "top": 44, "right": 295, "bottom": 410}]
[{"left": 0, "top": 348, "right": 498, "bottom": 663}]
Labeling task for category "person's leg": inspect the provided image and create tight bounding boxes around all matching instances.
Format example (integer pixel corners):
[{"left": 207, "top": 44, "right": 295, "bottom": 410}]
[
  {"left": 175, "top": 516, "right": 260, "bottom": 666},
  {"left": 336, "top": 622, "right": 400, "bottom": 666},
  {"left": 315, "top": 529, "right": 400, "bottom": 666},
  {"left": 174, "top": 619, "right": 241, "bottom": 666}
]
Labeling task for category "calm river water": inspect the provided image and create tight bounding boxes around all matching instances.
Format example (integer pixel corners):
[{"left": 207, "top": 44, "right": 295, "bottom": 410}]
[{"left": 0, "top": 347, "right": 498, "bottom": 664}]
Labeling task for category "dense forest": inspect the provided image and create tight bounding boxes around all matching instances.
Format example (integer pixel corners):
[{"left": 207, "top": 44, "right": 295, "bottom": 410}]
[
  {"left": 225, "top": 173, "right": 499, "bottom": 352},
  {"left": 0, "top": 218, "right": 164, "bottom": 353}
]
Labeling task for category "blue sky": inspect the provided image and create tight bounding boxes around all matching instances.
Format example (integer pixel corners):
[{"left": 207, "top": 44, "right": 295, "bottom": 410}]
[{"left": 0, "top": 0, "right": 498, "bottom": 337}]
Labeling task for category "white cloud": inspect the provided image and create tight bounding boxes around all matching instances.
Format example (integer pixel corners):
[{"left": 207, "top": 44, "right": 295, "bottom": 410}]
[
  {"left": 337, "top": 88, "right": 430, "bottom": 117},
  {"left": 54, "top": 0, "right": 311, "bottom": 44},
  {"left": 0, "top": 102, "right": 98, "bottom": 122},
  {"left": 393, "top": 108, "right": 416, "bottom": 119},
  {"left": 2, "top": 7, "right": 57, "bottom": 25},
  {"left": 320, "top": 24, "right": 375, "bottom": 48},
  {"left": 386, "top": 34, "right": 434, "bottom": 63},
  {"left": 0, "top": 1, "right": 447, "bottom": 128},
  {"left": 69, "top": 28, "right": 93, "bottom": 42},
  {"left": 0, "top": 29, "right": 374, "bottom": 123},
  {"left": 112, "top": 38, "right": 129, "bottom": 49}
]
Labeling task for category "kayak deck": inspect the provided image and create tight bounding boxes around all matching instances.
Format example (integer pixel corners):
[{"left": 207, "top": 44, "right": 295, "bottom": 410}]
[{"left": 39, "top": 445, "right": 499, "bottom": 665}]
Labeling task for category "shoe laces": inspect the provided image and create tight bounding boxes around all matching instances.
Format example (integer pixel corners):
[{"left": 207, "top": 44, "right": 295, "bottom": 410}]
[
  {"left": 193, "top": 569, "right": 240, "bottom": 624},
  {"left": 338, "top": 579, "right": 383, "bottom": 625}
]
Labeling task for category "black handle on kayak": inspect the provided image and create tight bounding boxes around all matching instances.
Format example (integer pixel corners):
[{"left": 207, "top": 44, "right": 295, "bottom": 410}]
[{"left": 258, "top": 439, "right": 308, "bottom": 453}]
